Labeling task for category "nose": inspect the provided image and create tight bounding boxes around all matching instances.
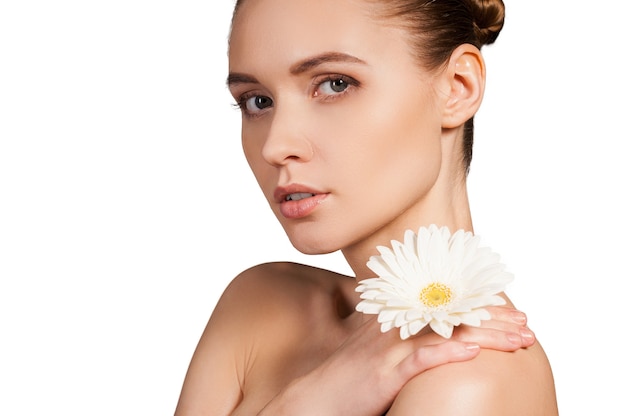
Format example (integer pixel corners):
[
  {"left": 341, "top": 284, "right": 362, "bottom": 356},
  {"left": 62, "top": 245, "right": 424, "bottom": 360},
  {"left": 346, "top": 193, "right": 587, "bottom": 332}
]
[{"left": 261, "top": 105, "right": 314, "bottom": 166}]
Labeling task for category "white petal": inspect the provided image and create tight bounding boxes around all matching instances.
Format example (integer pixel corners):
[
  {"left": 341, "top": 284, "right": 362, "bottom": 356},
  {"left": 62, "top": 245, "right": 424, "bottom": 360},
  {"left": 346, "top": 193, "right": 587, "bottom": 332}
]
[
  {"left": 400, "top": 325, "right": 411, "bottom": 340},
  {"left": 381, "top": 321, "right": 394, "bottom": 333},
  {"left": 386, "top": 298, "right": 416, "bottom": 308},
  {"left": 378, "top": 246, "right": 408, "bottom": 282},
  {"left": 366, "top": 256, "right": 396, "bottom": 280},
  {"left": 367, "top": 258, "right": 407, "bottom": 289},
  {"left": 430, "top": 320, "right": 454, "bottom": 339},
  {"left": 408, "top": 318, "right": 429, "bottom": 336},
  {"left": 379, "top": 309, "right": 400, "bottom": 323},
  {"left": 355, "top": 301, "right": 383, "bottom": 314},
  {"left": 403, "top": 229, "right": 418, "bottom": 255},
  {"left": 358, "top": 291, "right": 380, "bottom": 300},
  {"left": 405, "top": 308, "right": 426, "bottom": 320},
  {"left": 457, "top": 310, "right": 488, "bottom": 327},
  {"left": 354, "top": 225, "right": 513, "bottom": 341},
  {"left": 394, "top": 311, "right": 410, "bottom": 327}
]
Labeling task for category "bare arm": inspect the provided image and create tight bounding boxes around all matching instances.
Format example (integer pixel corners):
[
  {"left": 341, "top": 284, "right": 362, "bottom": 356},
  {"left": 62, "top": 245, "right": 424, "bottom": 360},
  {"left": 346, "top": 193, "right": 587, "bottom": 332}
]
[
  {"left": 175, "top": 264, "right": 540, "bottom": 416},
  {"left": 174, "top": 280, "right": 245, "bottom": 415},
  {"left": 256, "top": 319, "right": 483, "bottom": 416}
]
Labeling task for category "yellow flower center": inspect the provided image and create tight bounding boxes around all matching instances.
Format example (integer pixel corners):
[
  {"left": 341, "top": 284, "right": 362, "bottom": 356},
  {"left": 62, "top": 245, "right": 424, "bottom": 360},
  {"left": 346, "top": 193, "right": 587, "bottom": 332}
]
[{"left": 419, "top": 282, "right": 453, "bottom": 308}]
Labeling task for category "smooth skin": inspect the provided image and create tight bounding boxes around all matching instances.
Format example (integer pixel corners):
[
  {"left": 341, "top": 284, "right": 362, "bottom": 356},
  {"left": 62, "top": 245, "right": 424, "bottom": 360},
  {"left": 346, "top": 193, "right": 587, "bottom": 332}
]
[{"left": 175, "top": 0, "right": 558, "bottom": 414}]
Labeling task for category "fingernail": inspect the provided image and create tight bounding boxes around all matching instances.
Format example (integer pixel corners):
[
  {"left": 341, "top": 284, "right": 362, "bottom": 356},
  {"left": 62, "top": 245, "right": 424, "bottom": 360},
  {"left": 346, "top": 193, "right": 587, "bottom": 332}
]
[
  {"left": 507, "top": 333, "right": 522, "bottom": 345},
  {"left": 520, "top": 327, "right": 535, "bottom": 343},
  {"left": 512, "top": 311, "right": 527, "bottom": 325},
  {"left": 465, "top": 343, "right": 480, "bottom": 352}
]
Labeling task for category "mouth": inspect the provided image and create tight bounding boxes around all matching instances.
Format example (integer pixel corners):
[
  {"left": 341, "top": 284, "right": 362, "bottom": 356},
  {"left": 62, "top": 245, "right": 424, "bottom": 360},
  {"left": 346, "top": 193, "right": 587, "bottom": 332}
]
[
  {"left": 285, "top": 192, "right": 316, "bottom": 201},
  {"left": 274, "top": 185, "right": 328, "bottom": 219},
  {"left": 274, "top": 184, "right": 324, "bottom": 204}
]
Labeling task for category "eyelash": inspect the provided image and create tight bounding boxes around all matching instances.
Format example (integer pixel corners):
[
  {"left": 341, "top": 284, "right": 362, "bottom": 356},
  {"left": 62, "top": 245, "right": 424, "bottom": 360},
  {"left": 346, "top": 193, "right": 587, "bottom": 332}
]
[
  {"left": 232, "top": 94, "right": 271, "bottom": 118},
  {"left": 312, "top": 74, "right": 360, "bottom": 101},
  {"left": 233, "top": 74, "right": 360, "bottom": 118}
]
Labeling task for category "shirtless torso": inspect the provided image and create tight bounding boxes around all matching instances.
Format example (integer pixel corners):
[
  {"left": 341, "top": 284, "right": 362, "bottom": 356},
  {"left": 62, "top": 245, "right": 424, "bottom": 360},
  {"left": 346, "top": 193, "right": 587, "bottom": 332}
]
[{"left": 176, "top": 262, "right": 558, "bottom": 415}]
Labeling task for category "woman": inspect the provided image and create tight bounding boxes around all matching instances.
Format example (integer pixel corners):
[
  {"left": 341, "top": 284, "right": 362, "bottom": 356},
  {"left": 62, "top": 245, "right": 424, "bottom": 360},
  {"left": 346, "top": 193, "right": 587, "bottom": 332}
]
[{"left": 176, "top": 0, "right": 558, "bottom": 414}]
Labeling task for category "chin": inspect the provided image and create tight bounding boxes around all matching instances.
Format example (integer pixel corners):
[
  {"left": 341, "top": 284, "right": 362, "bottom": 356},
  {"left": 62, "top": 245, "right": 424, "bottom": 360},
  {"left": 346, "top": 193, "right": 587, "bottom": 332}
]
[{"left": 286, "top": 233, "right": 341, "bottom": 256}]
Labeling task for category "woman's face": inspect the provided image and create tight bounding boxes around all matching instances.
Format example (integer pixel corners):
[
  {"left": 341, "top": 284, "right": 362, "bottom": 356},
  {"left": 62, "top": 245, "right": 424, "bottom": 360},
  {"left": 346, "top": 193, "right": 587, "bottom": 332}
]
[{"left": 228, "top": 0, "right": 450, "bottom": 255}]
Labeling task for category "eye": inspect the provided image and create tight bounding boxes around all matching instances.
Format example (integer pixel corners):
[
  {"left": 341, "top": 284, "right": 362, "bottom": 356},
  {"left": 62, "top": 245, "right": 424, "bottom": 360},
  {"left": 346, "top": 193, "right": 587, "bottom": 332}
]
[
  {"left": 238, "top": 94, "right": 274, "bottom": 116},
  {"left": 313, "top": 75, "right": 359, "bottom": 100},
  {"left": 319, "top": 77, "right": 349, "bottom": 94}
]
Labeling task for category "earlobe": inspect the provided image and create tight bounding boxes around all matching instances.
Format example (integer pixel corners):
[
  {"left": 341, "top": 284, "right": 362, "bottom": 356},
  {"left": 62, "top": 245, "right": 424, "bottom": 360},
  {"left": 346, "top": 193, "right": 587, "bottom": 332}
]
[{"left": 442, "top": 45, "right": 486, "bottom": 129}]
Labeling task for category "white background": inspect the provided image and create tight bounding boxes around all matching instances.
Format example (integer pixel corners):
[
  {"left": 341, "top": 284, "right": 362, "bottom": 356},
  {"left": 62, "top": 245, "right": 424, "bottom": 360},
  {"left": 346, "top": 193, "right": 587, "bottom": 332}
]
[{"left": 1, "top": 1, "right": 624, "bottom": 414}]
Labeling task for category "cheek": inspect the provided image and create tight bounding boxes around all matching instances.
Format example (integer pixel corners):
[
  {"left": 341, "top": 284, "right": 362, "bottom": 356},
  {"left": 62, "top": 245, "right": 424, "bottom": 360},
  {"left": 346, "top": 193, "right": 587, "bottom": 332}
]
[
  {"left": 241, "top": 117, "right": 265, "bottom": 157},
  {"left": 242, "top": 133, "right": 260, "bottom": 169},
  {"left": 241, "top": 125, "right": 274, "bottom": 193},
  {"left": 334, "top": 93, "right": 441, "bottom": 176},
  {"left": 328, "top": 91, "right": 443, "bottom": 209}
]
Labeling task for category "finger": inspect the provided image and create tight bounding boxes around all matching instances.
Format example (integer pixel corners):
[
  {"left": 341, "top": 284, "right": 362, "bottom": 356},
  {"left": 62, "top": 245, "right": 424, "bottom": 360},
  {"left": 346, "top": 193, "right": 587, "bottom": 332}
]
[
  {"left": 395, "top": 341, "right": 480, "bottom": 381},
  {"left": 474, "top": 316, "right": 534, "bottom": 347},
  {"left": 480, "top": 306, "right": 535, "bottom": 347},
  {"left": 462, "top": 323, "right": 535, "bottom": 348},
  {"left": 452, "top": 325, "right": 535, "bottom": 351},
  {"left": 484, "top": 305, "right": 528, "bottom": 326}
]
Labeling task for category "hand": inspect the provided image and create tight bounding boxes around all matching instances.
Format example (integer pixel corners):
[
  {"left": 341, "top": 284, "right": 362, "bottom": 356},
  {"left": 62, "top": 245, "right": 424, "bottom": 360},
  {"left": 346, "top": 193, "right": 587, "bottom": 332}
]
[
  {"left": 444, "top": 305, "right": 535, "bottom": 350},
  {"left": 258, "top": 305, "right": 533, "bottom": 416}
]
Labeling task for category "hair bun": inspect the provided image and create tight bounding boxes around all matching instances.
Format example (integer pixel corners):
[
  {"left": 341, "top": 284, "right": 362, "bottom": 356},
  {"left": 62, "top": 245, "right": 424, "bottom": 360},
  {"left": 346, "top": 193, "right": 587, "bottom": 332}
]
[{"left": 468, "top": 0, "right": 505, "bottom": 46}]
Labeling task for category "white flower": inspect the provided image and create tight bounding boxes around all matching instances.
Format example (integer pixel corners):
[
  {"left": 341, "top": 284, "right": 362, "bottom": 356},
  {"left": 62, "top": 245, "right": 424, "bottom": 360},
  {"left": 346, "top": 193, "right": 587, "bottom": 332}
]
[{"left": 355, "top": 224, "right": 513, "bottom": 340}]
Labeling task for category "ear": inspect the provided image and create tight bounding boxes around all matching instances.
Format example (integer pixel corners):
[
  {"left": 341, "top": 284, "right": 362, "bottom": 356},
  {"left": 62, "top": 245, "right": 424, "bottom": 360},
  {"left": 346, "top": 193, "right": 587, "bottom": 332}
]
[{"left": 441, "top": 44, "right": 486, "bottom": 129}]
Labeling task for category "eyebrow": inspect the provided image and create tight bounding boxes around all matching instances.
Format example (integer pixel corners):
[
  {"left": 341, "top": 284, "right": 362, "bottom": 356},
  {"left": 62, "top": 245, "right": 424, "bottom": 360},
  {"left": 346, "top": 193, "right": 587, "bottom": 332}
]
[
  {"left": 226, "top": 52, "right": 367, "bottom": 87},
  {"left": 289, "top": 52, "right": 367, "bottom": 75},
  {"left": 226, "top": 73, "right": 259, "bottom": 87}
]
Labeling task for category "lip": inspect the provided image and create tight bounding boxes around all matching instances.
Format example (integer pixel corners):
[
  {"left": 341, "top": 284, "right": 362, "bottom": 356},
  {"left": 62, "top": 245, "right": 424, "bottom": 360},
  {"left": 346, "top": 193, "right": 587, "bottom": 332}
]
[{"left": 274, "top": 184, "right": 329, "bottom": 219}]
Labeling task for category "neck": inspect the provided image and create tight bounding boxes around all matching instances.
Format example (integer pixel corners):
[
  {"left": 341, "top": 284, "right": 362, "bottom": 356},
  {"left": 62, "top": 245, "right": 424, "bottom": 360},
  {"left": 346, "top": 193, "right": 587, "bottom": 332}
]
[
  {"left": 342, "top": 189, "right": 472, "bottom": 280},
  {"left": 342, "top": 137, "right": 473, "bottom": 280}
]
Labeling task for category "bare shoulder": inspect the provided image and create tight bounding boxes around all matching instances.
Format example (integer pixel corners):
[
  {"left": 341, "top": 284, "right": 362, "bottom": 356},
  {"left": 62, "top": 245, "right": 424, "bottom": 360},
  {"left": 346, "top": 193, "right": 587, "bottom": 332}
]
[
  {"left": 387, "top": 341, "right": 558, "bottom": 415},
  {"left": 200, "top": 261, "right": 348, "bottom": 352},
  {"left": 227, "top": 261, "right": 339, "bottom": 297},
  {"left": 219, "top": 261, "right": 359, "bottom": 348},
  {"left": 220, "top": 262, "right": 348, "bottom": 320},
  {"left": 176, "top": 262, "right": 346, "bottom": 415}
]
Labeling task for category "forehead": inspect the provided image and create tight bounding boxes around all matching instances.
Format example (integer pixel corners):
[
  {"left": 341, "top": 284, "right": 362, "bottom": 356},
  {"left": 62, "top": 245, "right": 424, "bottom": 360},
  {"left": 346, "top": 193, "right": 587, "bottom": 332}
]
[{"left": 229, "top": 0, "right": 408, "bottom": 72}]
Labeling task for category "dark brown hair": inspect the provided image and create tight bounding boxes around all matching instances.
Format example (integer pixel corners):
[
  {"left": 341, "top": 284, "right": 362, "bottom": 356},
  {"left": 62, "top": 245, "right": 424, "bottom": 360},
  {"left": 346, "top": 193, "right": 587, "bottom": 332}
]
[
  {"left": 369, "top": 0, "right": 505, "bottom": 173},
  {"left": 231, "top": 0, "right": 505, "bottom": 174}
]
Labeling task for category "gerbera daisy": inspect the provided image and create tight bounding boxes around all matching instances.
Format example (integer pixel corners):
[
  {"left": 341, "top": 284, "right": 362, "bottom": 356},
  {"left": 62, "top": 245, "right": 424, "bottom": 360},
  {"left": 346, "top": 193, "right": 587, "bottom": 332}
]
[{"left": 355, "top": 225, "right": 513, "bottom": 340}]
